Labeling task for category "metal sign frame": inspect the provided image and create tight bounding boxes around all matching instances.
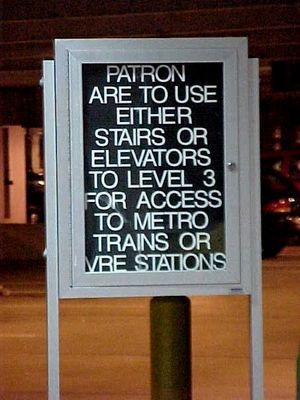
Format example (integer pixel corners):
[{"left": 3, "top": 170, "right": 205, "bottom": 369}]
[
  {"left": 44, "top": 38, "right": 263, "bottom": 399},
  {"left": 54, "top": 38, "right": 252, "bottom": 298}
]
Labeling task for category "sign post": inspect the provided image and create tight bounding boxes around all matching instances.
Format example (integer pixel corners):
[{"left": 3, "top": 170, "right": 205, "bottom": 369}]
[
  {"left": 43, "top": 60, "right": 60, "bottom": 400},
  {"left": 44, "top": 38, "right": 263, "bottom": 399}
]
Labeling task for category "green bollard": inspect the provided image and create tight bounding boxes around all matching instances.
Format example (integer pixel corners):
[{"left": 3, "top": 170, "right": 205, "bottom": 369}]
[{"left": 150, "top": 296, "right": 192, "bottom": 400}]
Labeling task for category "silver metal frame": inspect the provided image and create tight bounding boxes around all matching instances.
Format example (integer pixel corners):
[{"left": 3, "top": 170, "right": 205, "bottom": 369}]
[{"left": 54, "top": 38, "right": 251, "bottom": 298}]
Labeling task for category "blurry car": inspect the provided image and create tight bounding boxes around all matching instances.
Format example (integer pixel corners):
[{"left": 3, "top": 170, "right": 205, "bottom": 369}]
[
  {"left": 27, "top": 171, "right": 45, "bottom": 223},
  {"left": 261, "top": 169, "right": 300, "bottom": 257}
]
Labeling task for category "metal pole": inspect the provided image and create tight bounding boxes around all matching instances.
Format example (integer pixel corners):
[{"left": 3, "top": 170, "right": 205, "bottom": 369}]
[
  {"left": 43, "top": 60, "right": 60, "bottom": 400},
  {"left": 248, "top": 59, "right": 264, "bottom": 400},
  {"left": 150, "top": 296, "right": 191, "bottom": 400}
]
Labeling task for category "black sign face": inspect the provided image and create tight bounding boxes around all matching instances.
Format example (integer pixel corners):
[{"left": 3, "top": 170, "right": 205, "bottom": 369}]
[{"left": 82, "top": 62, "right": 225, "bottom": 274}]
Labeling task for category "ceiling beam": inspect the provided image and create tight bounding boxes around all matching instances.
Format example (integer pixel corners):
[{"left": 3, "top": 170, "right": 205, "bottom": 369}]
[
  {"left": 3, "top": 0, "right": 298, "bottom": 21},
  {"left": 1, "top": 5, "right": 299, "bottom": 42},
  {"left": 1, "top": 25, "right": 299, "bottom": 59}
]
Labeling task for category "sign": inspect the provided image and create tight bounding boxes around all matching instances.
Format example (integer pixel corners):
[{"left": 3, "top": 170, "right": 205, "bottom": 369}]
[
  {"left": 83, "top": 62, "right": 225, "bottom": 274},
  {"left": 54, "top": 38, "right": 255, "bottom": 298}
]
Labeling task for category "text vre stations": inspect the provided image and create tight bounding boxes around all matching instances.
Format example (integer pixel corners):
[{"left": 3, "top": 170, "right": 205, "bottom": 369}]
[{"left": 83, "top": 63, "right": 226, "bottom": 274}]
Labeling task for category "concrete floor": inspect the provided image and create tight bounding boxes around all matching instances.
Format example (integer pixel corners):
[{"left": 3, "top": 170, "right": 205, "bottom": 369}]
[{"left": 0, "top": 246, "right": 299, "bottom": 399}]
